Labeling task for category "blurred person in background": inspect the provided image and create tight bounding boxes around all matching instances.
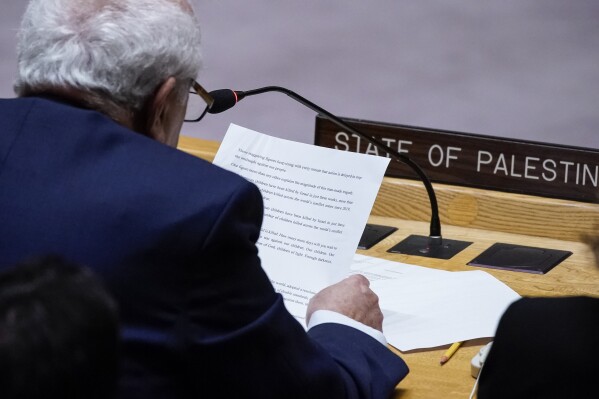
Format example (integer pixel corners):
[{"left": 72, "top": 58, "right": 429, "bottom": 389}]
[
  {"left": 478, "top": 233, "right": 599, "bottom": 398},
  {"left": 0, "top": 255, "right": 119, "bottom": 399}
]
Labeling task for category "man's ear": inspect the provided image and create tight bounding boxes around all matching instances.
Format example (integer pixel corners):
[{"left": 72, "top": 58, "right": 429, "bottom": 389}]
[{"left": 144, "top": 77, "right": 178, "bottom": 144}]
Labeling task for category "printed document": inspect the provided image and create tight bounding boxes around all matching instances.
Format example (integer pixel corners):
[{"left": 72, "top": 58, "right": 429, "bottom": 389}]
[
  {"left": 213, "top": 124, "right": 390, "bottom": 321},
  {"left": 363, "top": 260, "right": 521, "bottom": 351},
  {"left": 352, "top": 255, "right": 520, "bottom": 350}
]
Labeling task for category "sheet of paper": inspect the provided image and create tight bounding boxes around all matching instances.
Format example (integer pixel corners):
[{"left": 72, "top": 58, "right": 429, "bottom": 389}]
[
  {"left": 350, "top": 253, "right": 449, "bottom": 281},
  {"left": 213, "top": 124, "right": 390, "bottom": 321},
  {"left": 370, "top": 270, "right": 521, "bottom": 351}
]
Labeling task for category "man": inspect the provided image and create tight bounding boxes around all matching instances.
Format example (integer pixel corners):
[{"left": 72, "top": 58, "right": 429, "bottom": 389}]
[
  {"left": 0, "top": 1, "right": 408, "bottom": 398},
  {"left": 477, "top": 234, "right": 599, "bottom": 398},
  {"left": 0, "top": 256, "right": 119, "bottom": 399}
]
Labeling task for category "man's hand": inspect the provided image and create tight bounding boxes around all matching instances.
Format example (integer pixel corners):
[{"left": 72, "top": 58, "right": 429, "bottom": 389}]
[{"left": 306, "top": 274, "right": 383, "bottom": 332}]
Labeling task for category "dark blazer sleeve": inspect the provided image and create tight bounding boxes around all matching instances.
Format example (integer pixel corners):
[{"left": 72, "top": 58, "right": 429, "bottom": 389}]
[
  {"left": 183, "top": 179, "right": 408, "bottom": 399},
  {"left": 308, "top": 323, "right": 409, "bottom": 398},
  {"left": 477, "top": 296, "right": 599, "bottom": 399}
]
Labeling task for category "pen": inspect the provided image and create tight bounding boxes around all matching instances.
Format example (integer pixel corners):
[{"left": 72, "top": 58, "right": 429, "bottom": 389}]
[{"left": 440, "top": 341, "right": 463, "bottom": 365}]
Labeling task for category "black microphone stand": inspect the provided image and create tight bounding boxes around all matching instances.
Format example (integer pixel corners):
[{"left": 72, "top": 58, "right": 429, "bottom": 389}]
[{"left": 217, "top": 86, "right": 472, "bottom": 259}]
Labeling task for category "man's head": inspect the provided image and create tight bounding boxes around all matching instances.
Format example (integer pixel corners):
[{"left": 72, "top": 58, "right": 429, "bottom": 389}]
[
  {"left": 15, "top": 0, "right": 202, "bottom": 146},
  {"left": 0, "top": 255, "right": 119, "bottom": 399}
]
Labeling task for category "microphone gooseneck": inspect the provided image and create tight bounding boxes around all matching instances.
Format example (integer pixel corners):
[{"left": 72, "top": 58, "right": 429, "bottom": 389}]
[{"left": 207, "top": 85, "right": 442, "bottom": 239}]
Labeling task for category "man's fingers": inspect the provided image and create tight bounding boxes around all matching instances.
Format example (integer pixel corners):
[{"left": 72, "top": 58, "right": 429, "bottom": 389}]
[{"left": 307, "top": 273, "right": 385, "bottom": 331}]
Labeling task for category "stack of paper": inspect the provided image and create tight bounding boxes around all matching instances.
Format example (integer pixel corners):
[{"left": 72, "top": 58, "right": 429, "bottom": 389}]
[{"left": 352, "top": 254, "right": 520, "bottom": 351}]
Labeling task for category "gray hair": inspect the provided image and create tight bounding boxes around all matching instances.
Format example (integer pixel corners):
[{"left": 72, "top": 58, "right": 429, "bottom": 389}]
[{"left": 14, "top": 0, "right": 202, "bottom": 112}]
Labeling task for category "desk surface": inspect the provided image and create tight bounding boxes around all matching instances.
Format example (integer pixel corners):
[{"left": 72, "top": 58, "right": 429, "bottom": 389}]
[
  {"left": 178, "top": 135, "right": 599, "bottom": 399},
  {"left": 362, "top": 215, "right": 598, "bottom": 399}
]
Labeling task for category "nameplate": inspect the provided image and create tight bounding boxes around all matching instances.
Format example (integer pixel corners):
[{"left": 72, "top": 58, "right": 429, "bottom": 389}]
[{"left": 314, "top": 116, "right": 599, "bottom": 203}]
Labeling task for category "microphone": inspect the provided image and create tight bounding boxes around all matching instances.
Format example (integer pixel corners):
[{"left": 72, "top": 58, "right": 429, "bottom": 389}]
[{"left": 206, "top": 86, "right": 471, "bottom": 259}]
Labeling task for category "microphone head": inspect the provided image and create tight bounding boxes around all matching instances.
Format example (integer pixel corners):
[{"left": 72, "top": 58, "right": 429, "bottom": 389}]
[{"left": 208, "top": 89, "right": 244, "bottom": 114}]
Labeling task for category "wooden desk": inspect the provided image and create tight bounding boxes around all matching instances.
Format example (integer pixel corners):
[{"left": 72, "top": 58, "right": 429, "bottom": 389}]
[
  {"left": 362, "top": 216, "right": 598, "bottom": 399},
  {"left": 178, "top": 135, "right": 599, "bottom": 399}
]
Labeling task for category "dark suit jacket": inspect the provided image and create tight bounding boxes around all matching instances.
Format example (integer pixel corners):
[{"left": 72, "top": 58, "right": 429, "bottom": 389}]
[
  {"left": 0, "top": 97, "right": 408, "bottom": 399},
  {"left": 478, "top": 296, "right": 599, "bottom": 399}
]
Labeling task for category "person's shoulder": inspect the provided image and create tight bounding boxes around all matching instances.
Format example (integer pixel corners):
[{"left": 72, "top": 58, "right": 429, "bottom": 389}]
[
  {"left": 0, "top": 97, "right": 38, "bottom": 122},
  {"left": 144, "top": 137, "right": 257, "bottom": 195},
  {"left": 0, "top": 96, "right": 33, "bottom": 107},
  {"left": 1, "top": 96, "right": 76, "bottom": 115},
  {"left": 509, "top": 296, "right": 599, "bottom": 313},
  {"left": 503, "top": 296, "right": 599, "bottom": 329},
  {"left": 11, "top": 96, "right": 257, "bottom": 200},
  {"left": 114, "top": 125, "right": 260, "bottom": 207}
]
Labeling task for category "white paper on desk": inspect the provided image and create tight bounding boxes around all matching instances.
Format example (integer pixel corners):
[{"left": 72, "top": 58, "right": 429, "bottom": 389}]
[
  {"left": 213, "top": 124, "right": 390, "bottom": 322},
  {"left": 371, "top": 270, "right": 521, "bottom": 351},
  {"left": 350, "top": 253, "right": 449, "bottom": 281}
]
